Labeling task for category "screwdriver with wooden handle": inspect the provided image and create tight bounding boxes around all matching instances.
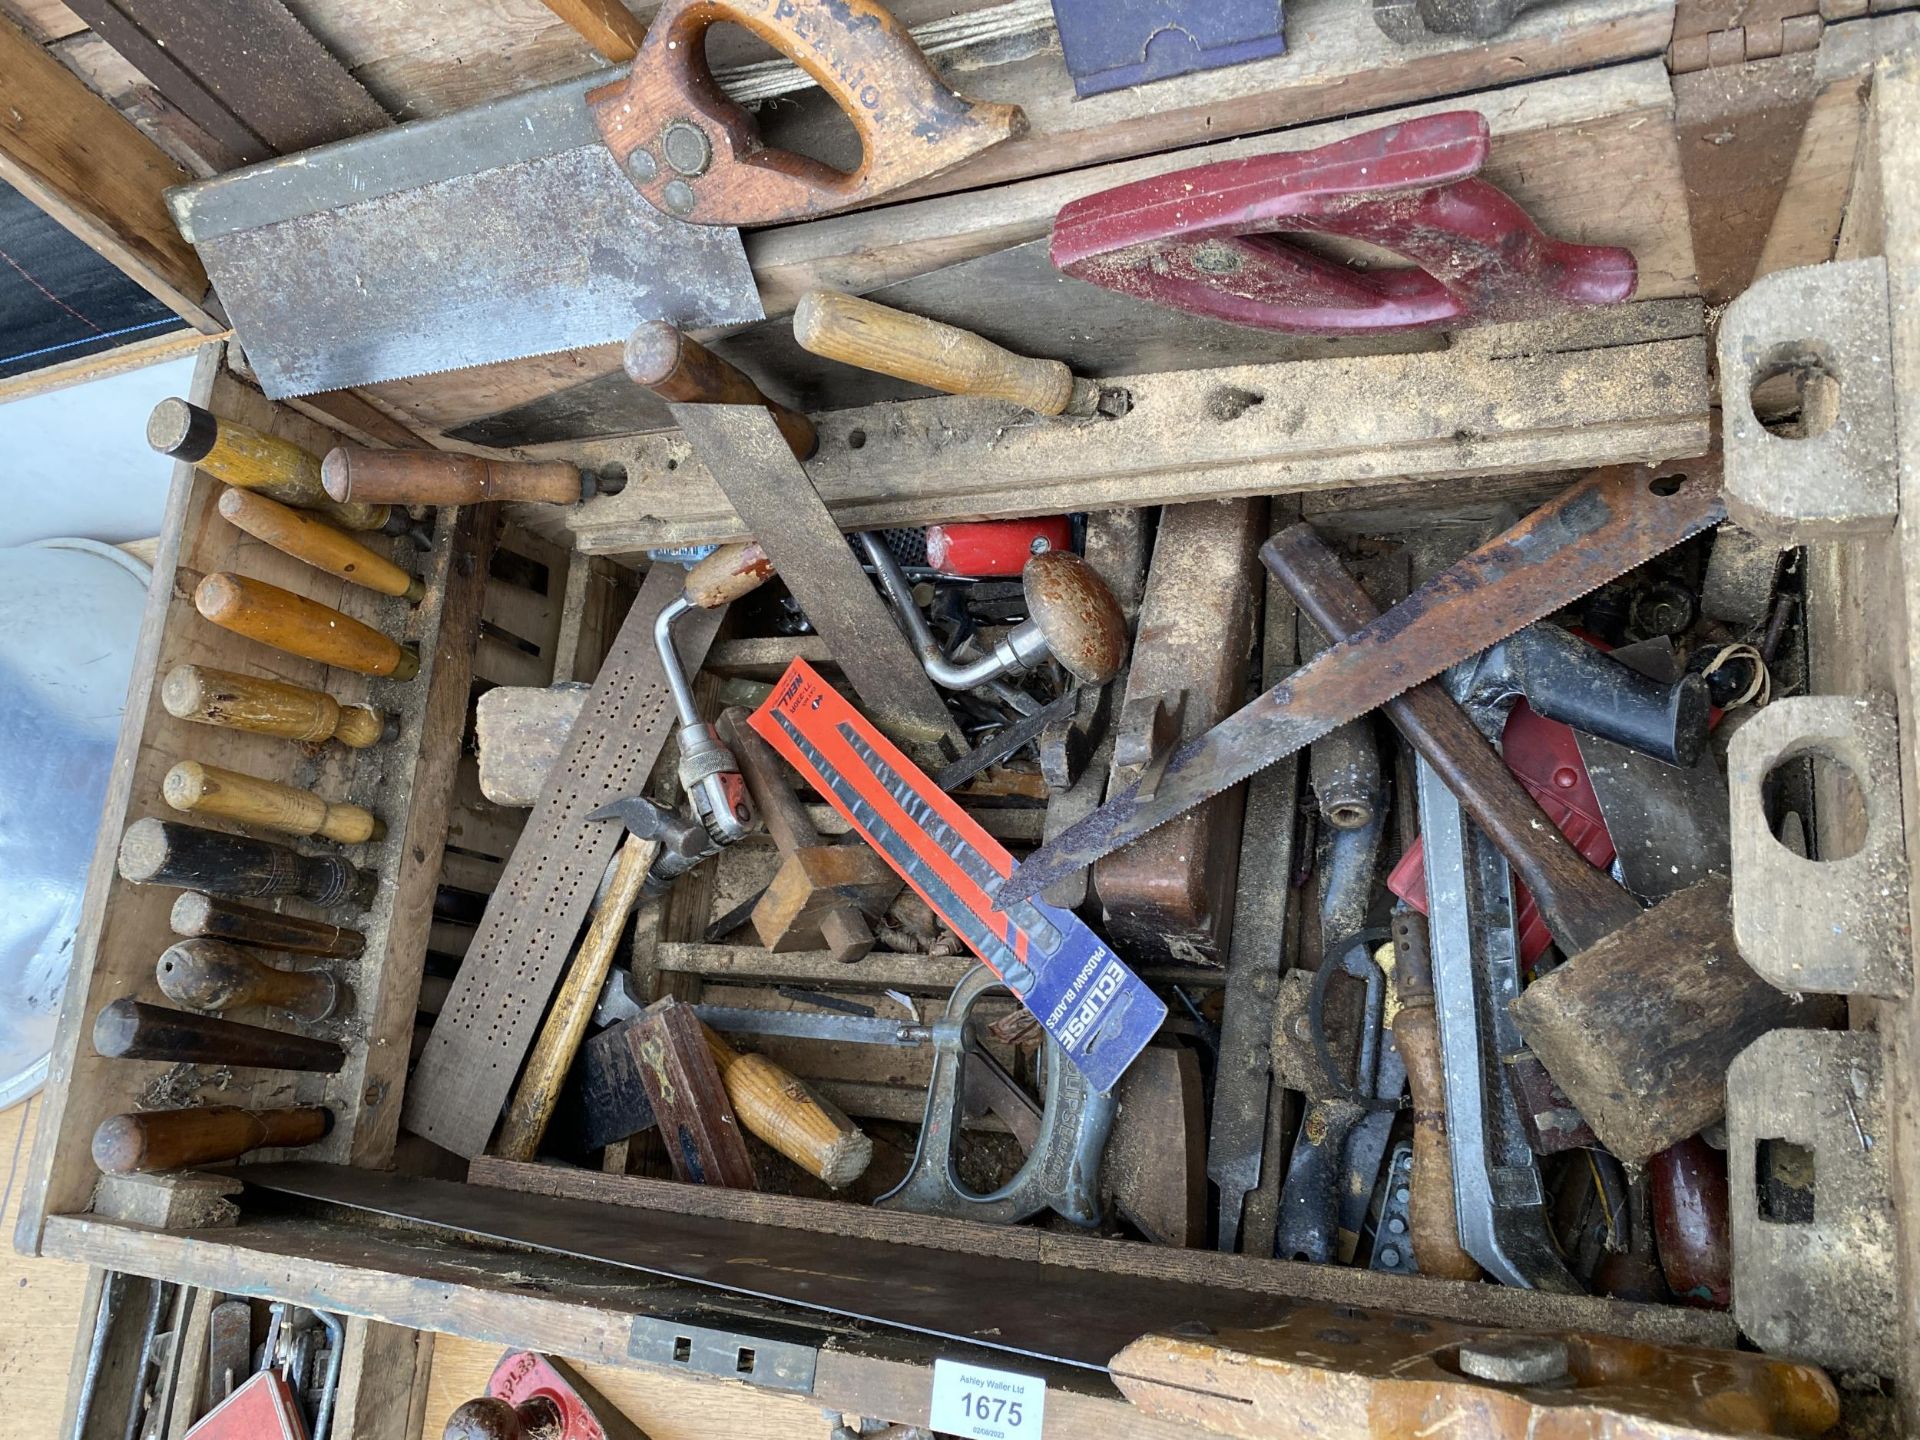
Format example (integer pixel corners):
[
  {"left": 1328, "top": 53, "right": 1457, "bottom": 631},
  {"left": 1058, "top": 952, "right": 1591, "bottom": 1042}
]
[
  {"left": 148, "top": 398, "right": 397, "bottom": 534},
  {"left": 625, "top": 320, "right": 818, "bottom": 459},
  {"left": 322, "top": 448, "right": 620, "bottom": 507},
  {"left": 163, "top": 760, "right": 385, "bottom": 844},
  {"left": 170, "top": 891, "right": 365, "bottom": 958},
  {"left": 792, "top": 289, "right": 1117, "bottom": 417},
  {"left": 120, "top": 817, "right": 378, "bottom": 909},
  {"left": 92, "top": 1104, "right": 333, "bottom": 1175},
  {"left": 157, "top": 937, "right": 341, "bottom": 1020},
  {"left": 195, "top": 572, "right": 419, "bottom": 678},
  {"left": 162, "top": 664, "right": 394, "bottom": 749},
  {"left": 217, "top": 488, "right": 425, "bottom": 601}
]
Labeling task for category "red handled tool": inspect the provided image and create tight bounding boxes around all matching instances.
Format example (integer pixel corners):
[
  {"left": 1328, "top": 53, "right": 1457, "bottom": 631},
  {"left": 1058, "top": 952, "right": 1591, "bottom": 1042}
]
[{"left": 1049, "top": 111, "right": 1636, "bottom": 333}]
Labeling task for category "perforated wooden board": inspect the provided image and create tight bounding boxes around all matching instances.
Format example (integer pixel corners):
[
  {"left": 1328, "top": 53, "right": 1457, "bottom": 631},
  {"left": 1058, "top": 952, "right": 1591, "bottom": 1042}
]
[{"left": 401, "top": 564, "right": 724, "bottom": 1158}]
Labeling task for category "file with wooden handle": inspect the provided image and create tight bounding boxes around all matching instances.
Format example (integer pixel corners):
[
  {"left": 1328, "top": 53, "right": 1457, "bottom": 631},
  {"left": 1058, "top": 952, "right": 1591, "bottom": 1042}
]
[
  {"left": 162, "top": 664, "right": 392, "bottom": 748},
  {"left": 92, "top": 1105, "right": 333, "bottom": 1175},
  {"left": 156, "top": 937, "right": 342, "bottom": 1020},
  {"left": 93, "top": 999, "right": 346, "bottom": 1072},
  {"left": 195, "top": 572, "right": 419, "bottom": 679},
  {"left": 120, "top": 818, "right": 378, "bottom": 909},
  {"left": 147, "top": 398, "right": 391, "bottom": 531},
  {"left": 322, "top": 448, "right": 592, "bottom": 506},
  {"left": 625, "top": 321, "right": 817, "bottom": 459},
  {"left": 793, "top": 289, "right": 1102, "bottom": 416},
  {"left": 163, "top": 760, "right": 385, "bottom": 844},
  {"left": 170, "top": 891, "right": 366, "bottom": 958},
  {"left": 681, "top": 540, "right": 777, "bottom": 610},
  {"left": 217, "top": 488, "right": 424, "bottom": 601}
]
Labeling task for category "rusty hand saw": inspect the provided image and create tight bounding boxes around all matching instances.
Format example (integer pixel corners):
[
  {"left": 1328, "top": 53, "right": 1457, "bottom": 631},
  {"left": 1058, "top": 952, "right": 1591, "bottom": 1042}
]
[
  {"left": 164, "top": 0, "right": 1024, "bottom": 399},
  {"left": 995, "top": 456, "right": 1726, "bottom": 904}
]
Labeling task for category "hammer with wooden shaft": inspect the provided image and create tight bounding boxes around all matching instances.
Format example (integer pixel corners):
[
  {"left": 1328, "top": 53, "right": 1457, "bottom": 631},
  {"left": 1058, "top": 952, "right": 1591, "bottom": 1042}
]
[
  {"left": 492, "top": 806, "right": 664, "bottom": 1163},
  {"left": 716, "top": 707, "right": 901, "bottom": 963},
  {"left": 1264, "top": 524, "right": 1812, "bottom": 1163},
  {"left": 793, "top": 289, "right": 1124, "bottom": 417}
]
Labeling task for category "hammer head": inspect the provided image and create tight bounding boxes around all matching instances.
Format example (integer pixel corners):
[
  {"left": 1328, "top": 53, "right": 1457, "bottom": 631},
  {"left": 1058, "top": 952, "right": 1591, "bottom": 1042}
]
[{"left": 587, "top": 795, "right": 708, "bottom": 860}]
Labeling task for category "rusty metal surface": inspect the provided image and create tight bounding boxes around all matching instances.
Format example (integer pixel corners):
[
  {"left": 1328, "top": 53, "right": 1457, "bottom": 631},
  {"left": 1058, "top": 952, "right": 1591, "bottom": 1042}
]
[
  {"left": 589, "top": 0, "right": 1026, "bottom": 227},
  {"left": 237, "top": 1162, "right": 1298, "bottom": 1371},
  {"left": 169, "top": 72, "right": 762, "bottom": 398},
  {"left": 999, "top": 458, "right": 1726, "bottom": 904}
]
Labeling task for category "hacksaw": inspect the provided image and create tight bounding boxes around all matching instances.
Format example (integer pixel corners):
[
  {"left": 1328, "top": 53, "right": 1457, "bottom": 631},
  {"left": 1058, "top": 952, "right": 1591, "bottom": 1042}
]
[
  {"left": 996, "top": 456, "right": 1728, "bottom": 903},
  {"left": 164, "top": 0, "right": 1025, "bottom": 399}
]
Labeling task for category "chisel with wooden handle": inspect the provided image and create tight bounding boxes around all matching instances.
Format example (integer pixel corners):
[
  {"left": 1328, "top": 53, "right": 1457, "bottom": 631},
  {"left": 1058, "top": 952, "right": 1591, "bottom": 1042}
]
[
  {"left": 217, "top": 488, "right": 424, "bottom": 601},
  {"left": 170, "top": 891, "right": 365, "bottom": 958},
  {"left": 702, "top": 1024, "right": 873, "bottom": 1188},
  {"left": 163, "top": 760, "right": 385, "bottom": 844},
  {"left": 157, "top": 937, "right": 342, "bottom": 1019},
  {"left": 119, "top": 818, "right": 379, "bottom": 909},
  {"left": 93, "top": 999, "right": 346, "bottom": 1071},
  {"left": 195, "top": 572, "right": 419, "bottom": 678},
  {"left": 626, "top": 320, "right": 817, "bottom": 459},
  {"left": 92, "top": 1105, "right": 333, "bottom": 1175},
  {"left": 163, "top": 664, "right": 393, "bottom": 748},
  {"left": 147, "top": 398, "right": 393, "bottom": 532},
  {"left": 322, "top": 448, "right": 617, "bottom": 506},
  {"left": 793, "top": 289, "right": 1111, "bottom": 417}
]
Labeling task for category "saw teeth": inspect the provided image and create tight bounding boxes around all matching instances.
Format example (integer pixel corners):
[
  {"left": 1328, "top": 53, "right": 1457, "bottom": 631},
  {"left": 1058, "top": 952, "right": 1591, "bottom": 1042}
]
[{"left": 997, "top": 496, "right": 1726, "bottom": 904}]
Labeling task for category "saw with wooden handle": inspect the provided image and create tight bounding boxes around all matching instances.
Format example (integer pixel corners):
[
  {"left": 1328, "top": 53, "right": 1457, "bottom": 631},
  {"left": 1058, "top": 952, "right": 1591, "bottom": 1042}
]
[{"left": 996, "top": 456, "right": 1726, "bottom": 903}]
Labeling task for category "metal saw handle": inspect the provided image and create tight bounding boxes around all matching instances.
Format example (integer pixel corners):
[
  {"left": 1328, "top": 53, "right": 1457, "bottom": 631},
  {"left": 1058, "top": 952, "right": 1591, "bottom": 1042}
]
[
  {"left": 1051, "top": 111, "right": 1636, "bottom": 334},
  {"left": 587, "top": 0, "right": 1027, "bottom": 226}
]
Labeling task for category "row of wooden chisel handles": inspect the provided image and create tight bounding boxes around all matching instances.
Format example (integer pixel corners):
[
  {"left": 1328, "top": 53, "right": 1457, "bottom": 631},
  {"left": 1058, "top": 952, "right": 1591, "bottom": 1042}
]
[{"left": 93, "top": 294, "right": 1096, "bottom": 1181}]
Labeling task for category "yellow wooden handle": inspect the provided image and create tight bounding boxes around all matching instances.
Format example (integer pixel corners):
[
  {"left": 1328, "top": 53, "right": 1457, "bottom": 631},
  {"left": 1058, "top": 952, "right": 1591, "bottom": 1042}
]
[
  {"left": 702, "top": 1026, "right": 872, "bottom": 1187},
  {"left": 495, "top": 834, "right": 660, "bottom": 1161},
  {"left": 322, "top": 447, "right": 584, "bottom": 506},
  {"left": 217, "top": 487, "right": 424, "bottom": 601},
  {"left": 682, "top": 540, "right": 777, "bottom": 609},
  {"left": 161, "top": 664, "right": 389, "bottom": 748},
  {"left": 793, "top": 290, "right": 1076, "bottom": 415},
  {"left": 156, "top": 937, "right": 341, "bottom": 1019},
  {"left": 163, "top": 760, "right": 385, "bottom": 844},
  {"left": 195, "top": 572, "right": 419, "bottom": 679},
  {"left": 147, "top": 398, "right": 390, "bottom": 531}
]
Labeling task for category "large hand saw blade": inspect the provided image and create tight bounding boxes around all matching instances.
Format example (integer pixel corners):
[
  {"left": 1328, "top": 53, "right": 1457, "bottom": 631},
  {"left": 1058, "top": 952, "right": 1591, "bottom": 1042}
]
[
  {"left": 167, "top": 70, "right": 764, "bottom": 399},
  {"left": 996, "top": 456, "right": 1726, "bottom": 904}
]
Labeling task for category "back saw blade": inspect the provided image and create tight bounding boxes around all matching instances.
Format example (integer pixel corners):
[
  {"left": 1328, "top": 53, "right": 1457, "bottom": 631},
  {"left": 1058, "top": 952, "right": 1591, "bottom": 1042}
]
[{"left": 167, "top": 68, "right": 764, "bottom": 399}]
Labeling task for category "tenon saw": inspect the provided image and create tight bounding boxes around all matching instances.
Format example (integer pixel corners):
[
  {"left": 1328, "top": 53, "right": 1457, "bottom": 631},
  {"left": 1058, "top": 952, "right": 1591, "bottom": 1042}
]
[
  {"left": 166, "top": 0, "right": 1025, "bottom": 399},
  {"left": 996, "top": 457, "right": 1728, "bottom": 903}
]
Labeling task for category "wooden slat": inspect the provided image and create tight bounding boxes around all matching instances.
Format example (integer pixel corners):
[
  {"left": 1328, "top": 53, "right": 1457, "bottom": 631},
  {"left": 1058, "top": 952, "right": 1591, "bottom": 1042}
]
[
  {"left": 60, "top": 0, "right": 390, "bottom": 165},
  {"left": 369, "top": 52, "right": 1697, "bottom": 437},
  {"left": 0, "top": 11, "right": 216, "bottom": 328},
  {"left": 564, "top": 304, "right": 1711, "bottom": 554},
  {"left": 401, "top": 567, "right": 726, "bottom": 1159},
  {"left": 14, "top": 348, "right": 496, "bottom": 1249},
  {"left": 537, "top": 0, "right": 645, "bottom": 61}
]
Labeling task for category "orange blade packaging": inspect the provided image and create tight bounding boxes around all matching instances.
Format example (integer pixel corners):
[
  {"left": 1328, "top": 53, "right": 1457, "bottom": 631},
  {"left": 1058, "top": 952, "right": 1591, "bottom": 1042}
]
[{"left": 751, "top": 661, "right": 1166, "bottom": 1093}]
